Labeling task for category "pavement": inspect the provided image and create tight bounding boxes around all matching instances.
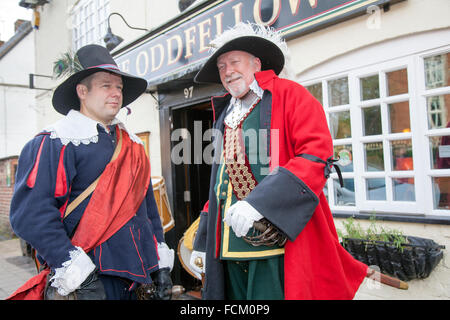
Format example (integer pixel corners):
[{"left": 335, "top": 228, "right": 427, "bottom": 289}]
[{"left": 0, "top": 238, "right": 36, "bottom": 300}]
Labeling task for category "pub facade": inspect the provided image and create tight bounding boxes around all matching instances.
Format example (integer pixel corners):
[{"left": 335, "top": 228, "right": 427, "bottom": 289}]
[{"left": 11, "top": 0, "right": 450, "bottom": 298}]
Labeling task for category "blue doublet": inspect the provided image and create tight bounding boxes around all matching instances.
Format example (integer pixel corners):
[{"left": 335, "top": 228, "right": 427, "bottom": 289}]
[{"left": 10, "top": 115, "right": 164, "bottom": 286}]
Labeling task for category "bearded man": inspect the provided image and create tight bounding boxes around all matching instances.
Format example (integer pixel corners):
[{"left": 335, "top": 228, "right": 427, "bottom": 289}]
[{"left": 190, "top": 23, "right": 369, "bottom": 300}]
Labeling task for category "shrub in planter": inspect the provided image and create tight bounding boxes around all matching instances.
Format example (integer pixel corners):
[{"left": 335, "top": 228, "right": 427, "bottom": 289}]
[{"left": 338, "top": 217, "right": 445, "bottom": 281}]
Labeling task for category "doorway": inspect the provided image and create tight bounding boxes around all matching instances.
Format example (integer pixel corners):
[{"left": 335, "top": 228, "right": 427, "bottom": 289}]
[{"left": 169, "top": 102, "right": 213, "bottom": 291}]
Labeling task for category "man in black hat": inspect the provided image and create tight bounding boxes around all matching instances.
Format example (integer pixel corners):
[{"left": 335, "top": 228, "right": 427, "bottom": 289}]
[
  {"left": 9, "top": 44, "right": 174, "bottom": 300},
  {"left": 190, "top": 23, "right": 368, "bottom": 300}
]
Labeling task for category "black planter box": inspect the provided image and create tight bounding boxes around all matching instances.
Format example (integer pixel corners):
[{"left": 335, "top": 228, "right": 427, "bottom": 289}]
[{"left": 341, "top": 235, "right": 445, "bottom": 281}]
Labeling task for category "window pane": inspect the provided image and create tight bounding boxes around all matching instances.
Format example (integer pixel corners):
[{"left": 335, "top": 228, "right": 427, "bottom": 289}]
[
  {"left": 388, "top": 101, "right": 411, "bottom": 133},
  {"left": 430, "top": 135, "right": 450, "bottom": 169},
  {"left": 328, "top": 77, "right": 349, "bottom": 106},
  {"left": 393, "top": 178, "right": 415, "bottom": 201},
  {"left": 334, "top": 144, "right": 353, "bottom": 172},
  {"left": 387, "top": 68, "right": 408, "bottom": 96},
  {"left": 305, "top": 83, "right": 323, "bottom": 105},
  {"left": 433, "top": 177, "right": 450, "bottom": 209},
  {"left": 362, "top": 106, "right": 382, "bottom": 136},
  {"left": 366, "top": 178, "right": 386, "bottom": 200},
  {"left": 425, "top": 53, "right": 450, "bottom": 89},
  {"left": 426, "top": 94, "right": 450, "bottom": 129},
  {"left": 360, "top": 74, "right": 380, "bottom": 100},
  {"left": 364, "top": 142, "right": 384, "bottom": 171},
  {"left": 391, "top": 139, "right": 413, "bottom": 171},
  {"left": 334, "top": 178, "right": 355, "bottom": 206},
  {"left": 329, "top": 111, "right": 351, "bottom": 139}
]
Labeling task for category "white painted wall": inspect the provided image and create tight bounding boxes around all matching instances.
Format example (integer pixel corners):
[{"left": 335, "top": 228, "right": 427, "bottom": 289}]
[{"left": 0, "top": 28, "right": 37, "bottom": 157}]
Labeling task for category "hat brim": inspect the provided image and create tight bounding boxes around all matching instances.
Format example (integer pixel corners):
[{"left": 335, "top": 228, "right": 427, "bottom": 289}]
[
  {"left": 52, "top": 68, "right": 148, "bottom": 115},
  {"left": 194, "top": 36, "right": 285, "bottom": 84}
]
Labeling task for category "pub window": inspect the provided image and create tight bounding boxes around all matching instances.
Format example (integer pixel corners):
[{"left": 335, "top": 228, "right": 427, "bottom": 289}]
[
  {"left": 304, "top": 45, "right": 450, "bottom": 218},
  {"left": 306, "top": 67, "right": 415, "bottom": 212},
  {"left": 424, "top": 52, "right": 450, "bottom": 210}
]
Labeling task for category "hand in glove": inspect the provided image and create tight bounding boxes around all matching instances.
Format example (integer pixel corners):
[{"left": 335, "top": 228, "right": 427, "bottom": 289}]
[
  {"left": 45, "top": 269, "right": 106, "bottom": 300},
  {"left": 189, "top": 250, "right": 205, "bottom": 280},
  {"left": 45, "top": 246, "right": 105, "bottom": 300},
  {"left": 151, "top": 267, "right": 173, "bottom": 300},
  {"left": 223, "top": 200, "right": 264, "bottom": 237}
]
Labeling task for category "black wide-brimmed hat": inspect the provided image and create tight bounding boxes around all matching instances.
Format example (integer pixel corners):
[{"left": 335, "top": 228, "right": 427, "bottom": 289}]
[
  {"left": 194, "top": 23, "right": 286, "bottom": 84},
  {"left": 52, "top": 44, "right": 148, "bottom": 115}
]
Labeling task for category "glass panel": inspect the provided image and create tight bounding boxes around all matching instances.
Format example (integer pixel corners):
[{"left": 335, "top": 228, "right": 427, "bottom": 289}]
[
  {"left": 305, "top": 83, "right": 323, "bottom": 105},
  {"left": 430, "top": 135, "right": 450, "bottom": 169},
  {"left": 366, "top": 178, "right": 386, "bottom": 200},
  {"left": 334, "top": 179, "right": 355, "bottom": 206},
  {"left": 393, "top": 178, "right": 415, "bottom": 201},
  {"left": 433, "top": 177, "right": 450, "bottom": 209},
  {"left": 364, "top": 142, "right": 384, "bottom": 171},
  {"left": 334, "top": 144, "right": 353, "bottom": 172},
  {"left": 388, "top": 101, "right": 411, "bottom": 133},
  {"left": 360, "top": 74, "right": 380, "bottom": 100},
  {"left": 387, "top": 68, "right": 408, "bottom": 96},
  {"left": 424, "top": 53, "right": 450, "bottom": 89},
  {"left": 329, "top": 111, "right": 351, "bottom": 139},
  {"left": 328, "top": 77, "right": 349, "bottom": 107},
  {"left": 362, "top": 106, "right": 382, "bottom": 136},
  {"left": 426, "top": 94, "right": 450, "bottom": 129},
  {"left": 391, "top": 139, "right": 413, "bottom": 171}
]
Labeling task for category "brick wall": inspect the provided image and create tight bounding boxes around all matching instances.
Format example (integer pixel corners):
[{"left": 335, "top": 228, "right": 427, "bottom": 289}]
[{"left": 0, "top": 156, "right": 18, "bottom": 239}]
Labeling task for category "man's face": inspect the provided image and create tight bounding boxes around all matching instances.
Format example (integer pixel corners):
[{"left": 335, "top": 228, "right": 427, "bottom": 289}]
[
  {"left": 217, "top": 50, "right": 261, "bottom": 98},
  {"left": 76, "top": 71, "right": 123, "bottom": 126}
]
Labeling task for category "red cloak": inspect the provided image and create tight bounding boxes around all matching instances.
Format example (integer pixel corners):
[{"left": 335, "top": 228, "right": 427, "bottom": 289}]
[{"left": 255, "top": 70, "right": 368, "bottom": 299}]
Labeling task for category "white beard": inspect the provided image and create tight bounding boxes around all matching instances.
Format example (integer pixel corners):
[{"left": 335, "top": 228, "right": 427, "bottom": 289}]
[{"left": 226, "top": 78, "right": 248, "bottom": 98}]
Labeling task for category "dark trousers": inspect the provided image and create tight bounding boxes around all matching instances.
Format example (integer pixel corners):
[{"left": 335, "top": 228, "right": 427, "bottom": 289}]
[{"left": 98, "top": 274, "right": 137, "bottom": 300}]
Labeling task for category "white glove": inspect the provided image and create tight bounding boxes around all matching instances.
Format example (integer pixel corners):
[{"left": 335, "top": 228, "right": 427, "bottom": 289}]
[
  {"left": 189, "top": 250, "right": 205, "bottom": 280},
  {"left": 49, "top": 246, "right": 96, "bottom": 296},
  {"left": 223, "top": 200, "right": 264, "bottom": 238},
  {"left": 157, "top": 242, "right": 175, "bottom": 271}
]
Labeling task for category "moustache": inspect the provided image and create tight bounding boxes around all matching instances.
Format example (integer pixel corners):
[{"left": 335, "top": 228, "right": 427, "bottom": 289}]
[{"left": 225, "top": 75, "right": 242, "bottom": 84}]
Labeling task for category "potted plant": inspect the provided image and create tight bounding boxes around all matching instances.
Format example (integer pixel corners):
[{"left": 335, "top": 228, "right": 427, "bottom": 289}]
[{"left": 337, "top": 216, "right": 445, "bottom": 281}]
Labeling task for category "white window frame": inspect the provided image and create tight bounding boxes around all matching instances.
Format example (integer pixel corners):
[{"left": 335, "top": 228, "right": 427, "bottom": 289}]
[
  {"left": 416, "top": 47, "right": 450, "bottom": 217},
  {"left": 300, "top": 39, "right": 450, "bottom": 218},
  {"left": 71, "top": 0, "right": 110, "bottom": 50}
]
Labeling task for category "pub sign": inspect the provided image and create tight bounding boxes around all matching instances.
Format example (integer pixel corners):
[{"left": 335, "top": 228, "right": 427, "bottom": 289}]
[{"left": 114, "top": 0, "right": 403, "bottom": 87}]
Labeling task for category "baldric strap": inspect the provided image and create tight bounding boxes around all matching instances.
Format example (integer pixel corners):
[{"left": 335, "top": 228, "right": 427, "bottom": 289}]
[{"left": 64, "top": 128, "right": 123, "bottom": 219}]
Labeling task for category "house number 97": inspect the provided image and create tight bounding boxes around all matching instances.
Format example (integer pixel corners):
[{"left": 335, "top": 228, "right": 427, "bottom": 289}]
[{"left": 184, "top": 86, "right": 194, "bottom": 99}]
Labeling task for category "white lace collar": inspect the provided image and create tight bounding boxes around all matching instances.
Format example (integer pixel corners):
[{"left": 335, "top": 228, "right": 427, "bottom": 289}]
[{"left": 44, "top": 110, "right": 143, "bottom": 146}]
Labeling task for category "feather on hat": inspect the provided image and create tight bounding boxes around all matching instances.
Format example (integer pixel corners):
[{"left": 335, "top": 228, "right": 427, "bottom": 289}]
[{"left": 194, "top": 22, "right": 293, "bottom": 83}]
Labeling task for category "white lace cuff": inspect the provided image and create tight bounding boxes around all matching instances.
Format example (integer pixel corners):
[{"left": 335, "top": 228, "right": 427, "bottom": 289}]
[
  {"left": 49, "top": 246, "right": 96, "bottom": 296},
  {"left": 157, "top": 242, "right": 174, "bottom": 271}
]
